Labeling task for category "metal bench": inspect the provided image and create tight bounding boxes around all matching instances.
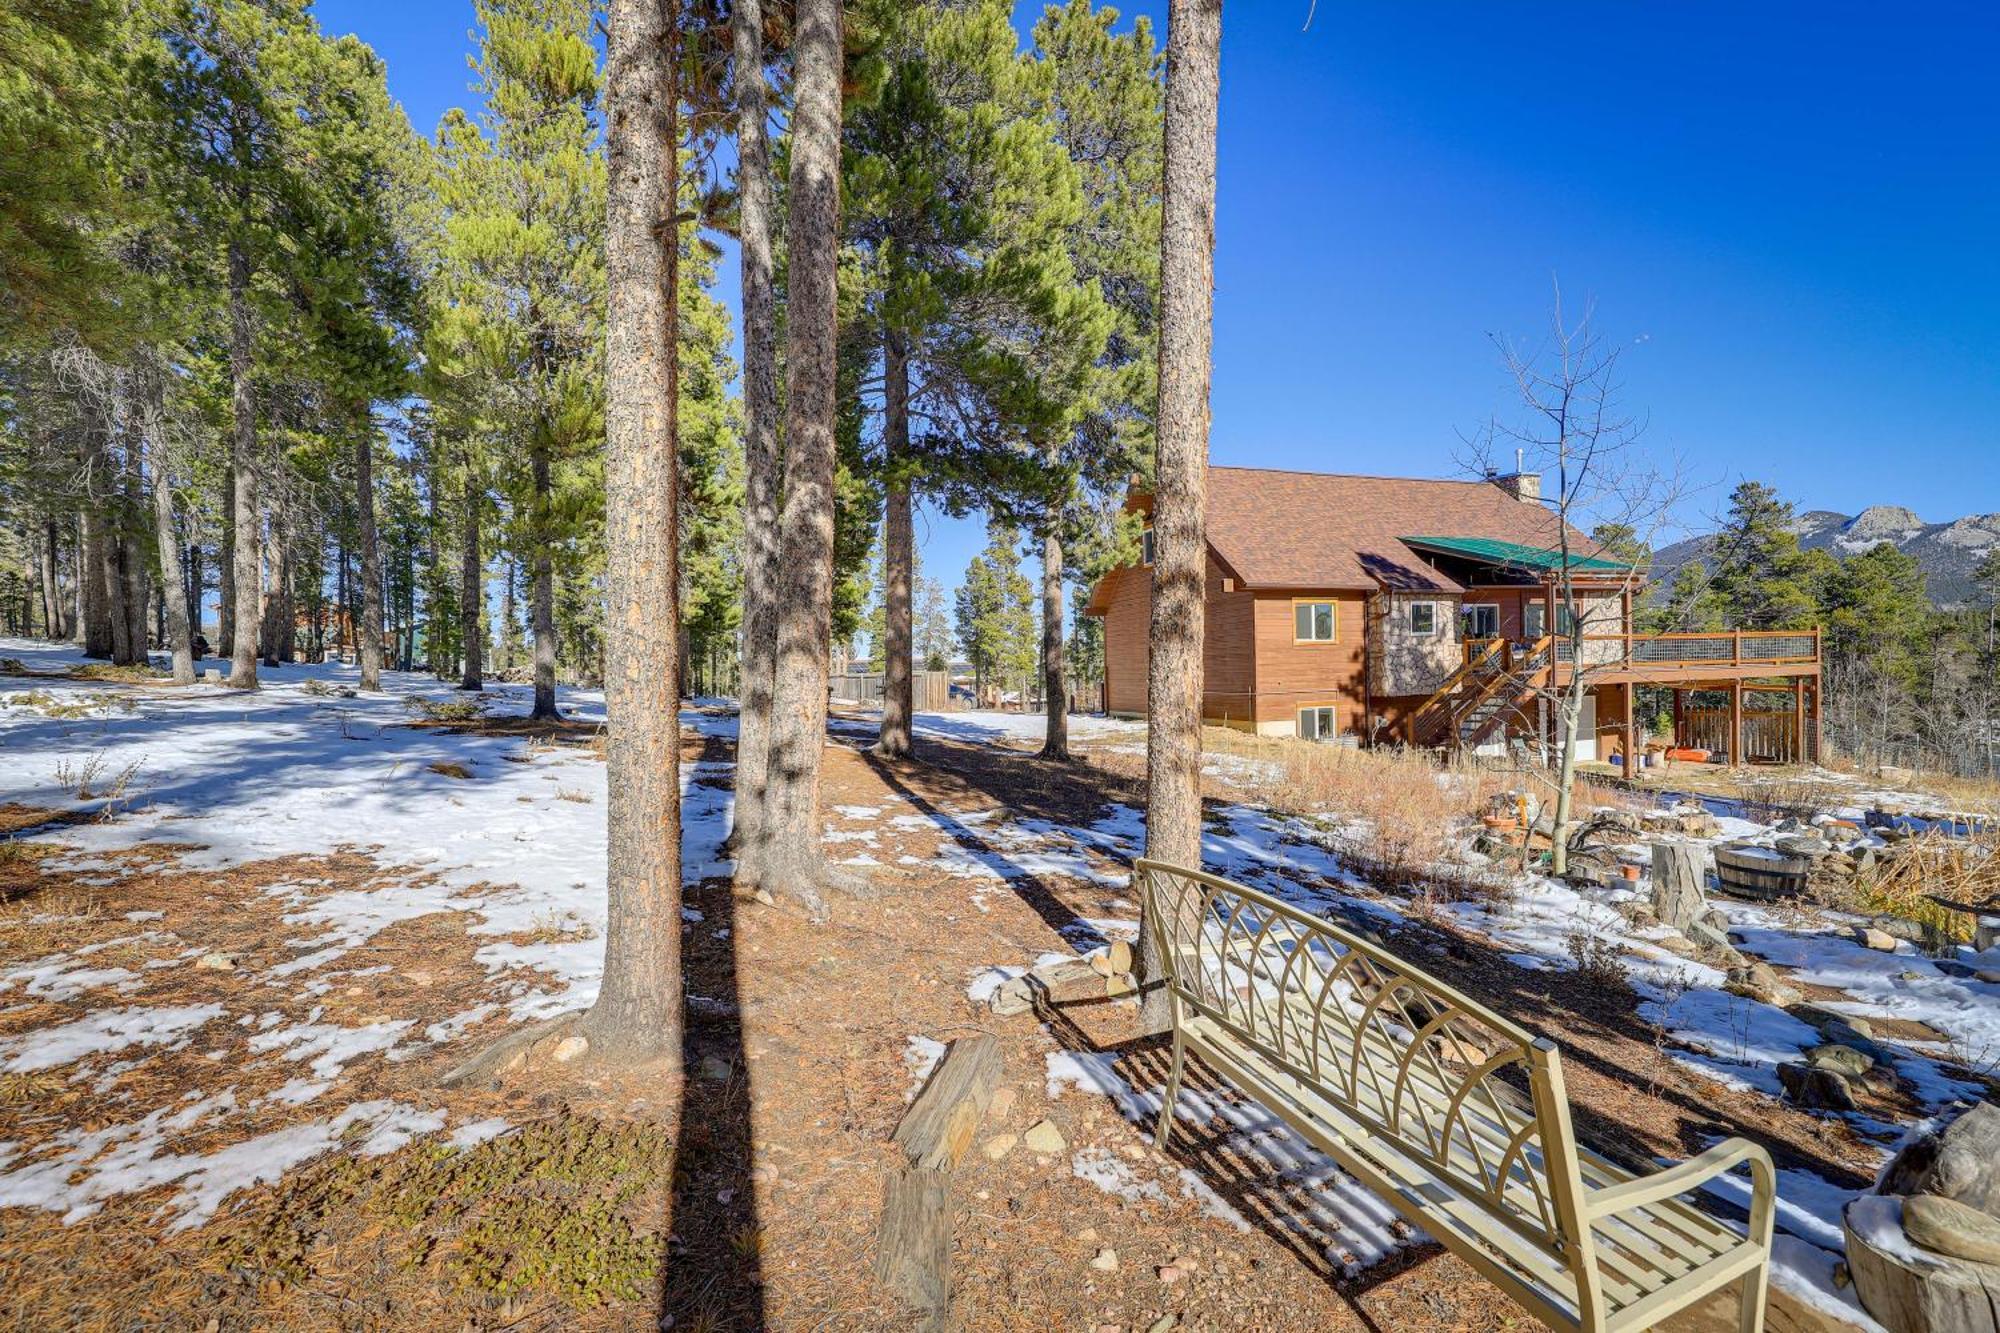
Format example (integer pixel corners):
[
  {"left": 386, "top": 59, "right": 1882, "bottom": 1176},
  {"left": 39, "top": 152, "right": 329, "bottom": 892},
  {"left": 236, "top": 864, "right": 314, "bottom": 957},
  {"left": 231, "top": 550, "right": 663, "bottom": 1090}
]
[{"left": 1138, "top": 858, "right": 1776, "bottom": 1333}]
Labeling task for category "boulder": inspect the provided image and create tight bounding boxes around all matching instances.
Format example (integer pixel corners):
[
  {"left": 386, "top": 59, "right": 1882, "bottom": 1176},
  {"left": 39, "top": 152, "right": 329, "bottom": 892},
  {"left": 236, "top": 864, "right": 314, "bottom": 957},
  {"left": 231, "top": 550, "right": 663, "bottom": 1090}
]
[
  {"left": 1777, "top": 834, "right": 1832, "bottom": 859},
  {"left": 1022, "top": 1119, "right": 1067, "bottom": 1155},
  {"left": 1904, "top": 1196, "right": 2000, "bottom": 1268},
  {"left": 1881, "top": 1104, "right": 2000, "bottom": 1216},
  {"left": 1724, "top": 962, "right": 1801, "bottom": 1007},
  {"left": 1685, "top": 918, "right": 1745, "bottom": 966},
  {"left": 1853, "top": 926, "right": 1900, "bottom": 952},
  {"left": 1777, "top": 1061, "right": 1857, "bottom": 1111},
  {"left": 1808, "top": 1043, "right": 1876, "bottom": 1078}
]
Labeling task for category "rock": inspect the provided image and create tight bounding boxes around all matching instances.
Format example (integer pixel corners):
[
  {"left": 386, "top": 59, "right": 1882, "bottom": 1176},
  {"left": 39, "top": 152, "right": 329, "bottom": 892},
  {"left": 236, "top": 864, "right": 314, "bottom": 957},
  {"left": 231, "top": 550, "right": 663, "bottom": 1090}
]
[
  {"left": 549, "top": 1034, "right": 588, "bottom": 1064},
  {"left": 1845, "top": 1196, "right": 2000, "bottom": 1333},
  {"left": 1725, "top": 962, "right": 1801, "bottom": 1007},
  {"left": 196, "top": 951, "right": 237, "bottom": 971},
  {"left": 697, "top": 1053, "right": 733, "bottom": 1081},
  {"left": 987, "top": 1087, "right": 1017, "bottom": 1122},
  {"left": 1777, "top": 835, "right": 1832, "bottom": 858},
  {"left": 1089, "top": 1247, "right": 1119, "bottom": 1273},
  {"left": 1903, "top": 1196, "right": 2000, "bottom": 1267},
  {"left": 1793, "top": 1004, "right": 1875, "bottom": 1041},
  {"left": 1977, "top": 969, "right": 2000, "bottom": 986},
  {"left": 1685, "top": 919, "right": 1745, "bottom": 966},
  {"left": 1809, "top": 1043, "right": 1876, "bottom": 1078},
  {"left": 1881, "top": 1103, "right": 2000, "bottom": 1216},
  {"left": 1778, "top": 1061, "right": 1858, "bottom": 1111},
  {"left": 1157, "top": 1263, "right": 1186, "bottom": 1284},
  {"left": 1023, "top": 1119, "right": 1067, "bottom": 1155},
  {"left": 1146, "top": 1318, "right": 1179, "bottom": 1333},
  {"left": 980, "top": 1133, "right": 1017, "bottom": 1161},
  {"left": 1854, "top": 927, "right": 1900, "bottom": 952}
]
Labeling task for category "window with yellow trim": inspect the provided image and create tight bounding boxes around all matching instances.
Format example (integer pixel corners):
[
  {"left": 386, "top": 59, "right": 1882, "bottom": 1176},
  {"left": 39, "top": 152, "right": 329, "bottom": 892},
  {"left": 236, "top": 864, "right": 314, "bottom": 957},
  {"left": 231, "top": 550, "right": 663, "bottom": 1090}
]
[{"left": 1294, "top": 600, "right": 1336, "bottom": 642}]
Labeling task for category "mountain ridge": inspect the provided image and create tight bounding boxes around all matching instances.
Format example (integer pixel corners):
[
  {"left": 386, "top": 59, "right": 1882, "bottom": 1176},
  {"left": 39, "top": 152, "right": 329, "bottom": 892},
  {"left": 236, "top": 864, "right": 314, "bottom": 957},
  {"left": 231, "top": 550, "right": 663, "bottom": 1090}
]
[{"left": 1651, "top": 504, "right": 2000, "bottom": 607}]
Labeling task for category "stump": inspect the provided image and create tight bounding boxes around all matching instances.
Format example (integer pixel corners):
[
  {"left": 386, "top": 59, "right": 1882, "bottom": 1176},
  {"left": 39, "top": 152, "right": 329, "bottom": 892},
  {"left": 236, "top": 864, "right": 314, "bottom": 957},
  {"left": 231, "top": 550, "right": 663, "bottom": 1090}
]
[
  {"left": 1846, "top": 1196, "right": 2000, "bottom": 1333},
  {"left": 1651, "top": 839, "right": 1709, "bottom": 931},
  {"left": 874, "top": 1035, "right": 1004, "bottom": 1319}
]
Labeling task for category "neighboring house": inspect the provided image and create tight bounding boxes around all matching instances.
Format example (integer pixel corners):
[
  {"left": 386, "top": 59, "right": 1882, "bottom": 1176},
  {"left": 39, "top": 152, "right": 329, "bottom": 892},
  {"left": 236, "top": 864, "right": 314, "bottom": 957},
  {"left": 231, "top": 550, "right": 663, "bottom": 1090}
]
[{"left": 1083, "top": 465, "right": 1823, "bottom": 766}]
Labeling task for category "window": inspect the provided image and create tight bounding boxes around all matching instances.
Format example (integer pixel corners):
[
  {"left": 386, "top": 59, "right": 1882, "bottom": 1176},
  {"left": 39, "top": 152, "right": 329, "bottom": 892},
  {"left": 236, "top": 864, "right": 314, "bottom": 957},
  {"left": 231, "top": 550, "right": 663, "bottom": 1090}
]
[
  {"left": 1463, "top": 603, "right": 1500, "bottom": 638},
  {"left": 1140, "top": 528, "right": 1155, "bottom": 565},
  {"left": 1294, "top": 600, "right": 1336, "bottom": 643},
  {"left": 1298, "top": 705, "right": 1337, "bottom": 741},
  {"left": 1407, "top": 601, "right": 1438, "bottom": 634},
  {"left": 1527, "top": 603, "right": 1574, "bottom": 639}
]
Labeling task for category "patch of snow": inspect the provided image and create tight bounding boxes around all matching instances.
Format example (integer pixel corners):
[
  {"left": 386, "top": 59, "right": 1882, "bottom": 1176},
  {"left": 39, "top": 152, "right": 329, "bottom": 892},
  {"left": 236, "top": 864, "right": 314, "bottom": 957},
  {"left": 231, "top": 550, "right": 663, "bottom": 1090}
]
[{"left": 0, "top": 1004, "right": 221, "bottom": 1073}]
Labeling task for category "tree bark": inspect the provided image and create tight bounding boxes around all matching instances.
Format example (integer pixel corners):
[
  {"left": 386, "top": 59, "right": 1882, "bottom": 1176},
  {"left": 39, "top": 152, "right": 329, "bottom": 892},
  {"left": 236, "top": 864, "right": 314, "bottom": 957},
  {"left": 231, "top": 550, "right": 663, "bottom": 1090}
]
[
  {"left": 226, "top": 240, "right": 260, "bottom": 690},
  {"left": 528, "top": 440, "right": 560, "bottom": 719},
  {"left": 260, "top": 485, "right": 293, "bottom": 664},
  {"left": 877, "top": 332, "right": 915, "bottom": 760},
  {"left": 578, "top": 0, "right": 683, "bottom": 1067},
  {"left": 459, "top": 453, "right": 483, "bottom": 690},
  {"left": 732, "top": 0, "right": 782, "bottom": 885},
  {"left": 761, "top": 0, "right": 849, "bottom": 914},
  {"left": 39, "top": 517, "right": 62, "bottom": 639},
  {"left": 218, "top": 464, "right": 235, "bottom": 659},
  {"left": 1138, "top": 0, "right": 1222, "bottom": 1035},
  {"left": 354, "top": 415, "right": 384, "bottom": 691},
  {"left": 149, "top": 442, "right": 196, "bottom": 684},
  {"left": 1039, "top": 526, "right": 1070, "bottom": 760},
  {"left": 119, "top": 431, "right": 148, "bottom": 664}
]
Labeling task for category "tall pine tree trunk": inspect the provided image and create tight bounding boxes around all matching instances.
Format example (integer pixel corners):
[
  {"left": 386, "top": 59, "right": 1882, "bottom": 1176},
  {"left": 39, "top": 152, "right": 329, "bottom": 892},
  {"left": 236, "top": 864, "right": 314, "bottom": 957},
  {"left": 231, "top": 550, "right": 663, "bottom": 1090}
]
[
  {"left": 149, "top": 438, "right": 196, "bottom": 684},
  {"left": 762, "top": 0, "right": 848, "bottom": 913},
  {"left": 39, "top": 517, "right": 61, "bottom": 638},
  {"left": 260, "top": 485, "right": 294, "bottom": 665},
  {"left": 876, "top": 331, "right": 914, "bottom": 759},
  {"left": 1138, "top": 0, "right": 1222, "bottom": 1035},
  {"left": 1039, "top": 525, "right": 1069, "bottom": 760},
  {"left": 226, "top": 240, "right": 261, "bottom": 690},
  {"left": 355, "top": 417, "right": 384, "bottom": 691},
  {"left": 459, "top": 456, "right": 483, "bottom": 690},
  {"left": 218, "top": 465, "right": 235, "bottom": 659},
  {"left": 528, "top": 440, "right": 559, "bottom": 719},
  {"left": 120, "top": 427, "right": 148, "bottom": 663},
  {"left": 580, "top": 0, "right": 682, "bottom": 1064},
  {"left": 70, "top": 521, "right": 88, "bottom": 648},
  {"left": 731, "top": 0, "right": 782, "bottom": 883},
  {"left": 183, "top": 532, "right": 201, "bottom": 656}
]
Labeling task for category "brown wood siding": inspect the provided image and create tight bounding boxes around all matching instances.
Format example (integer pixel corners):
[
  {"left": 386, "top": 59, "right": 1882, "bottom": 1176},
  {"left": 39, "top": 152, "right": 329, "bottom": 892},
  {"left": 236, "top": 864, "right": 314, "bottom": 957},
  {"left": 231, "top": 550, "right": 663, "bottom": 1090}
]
[
  {"left": 1098, "top": 563, "right": 1150, "bottom": 715},
  {"left": 1204, "top": 558, "right": 1256, "bottom": 726},
  {"left": 1250, "top": 591, "right": 1368, "bottom": 734},
  {"left": 1096, "top": 554, "right": 1259, "bottom": 723}
]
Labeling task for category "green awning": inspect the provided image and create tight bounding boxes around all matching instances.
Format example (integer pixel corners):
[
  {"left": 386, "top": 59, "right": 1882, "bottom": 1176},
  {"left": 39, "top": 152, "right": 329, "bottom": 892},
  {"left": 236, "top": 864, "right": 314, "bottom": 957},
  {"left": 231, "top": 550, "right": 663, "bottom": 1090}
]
[{"left": 1401, "top": 535, "right": 1634, "bottom": 574}]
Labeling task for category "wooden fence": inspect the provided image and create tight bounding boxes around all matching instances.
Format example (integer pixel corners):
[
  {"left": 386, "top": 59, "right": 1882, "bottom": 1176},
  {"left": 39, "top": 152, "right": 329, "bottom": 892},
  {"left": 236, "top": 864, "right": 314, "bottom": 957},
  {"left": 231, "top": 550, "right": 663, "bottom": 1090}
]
[
  {"left": 829, "top": 670, "right": 957, "bottom": 712},
  {"left": 1682, "top": 706, "right": 1804, "bottom": 764}
]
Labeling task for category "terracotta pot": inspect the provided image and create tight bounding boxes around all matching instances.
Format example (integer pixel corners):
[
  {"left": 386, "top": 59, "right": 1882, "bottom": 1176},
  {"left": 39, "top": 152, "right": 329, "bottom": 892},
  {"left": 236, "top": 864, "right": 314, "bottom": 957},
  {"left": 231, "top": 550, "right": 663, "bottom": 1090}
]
[
  {"left": 1620, "top": 863, "right": 1643, "bottom": 882},
  {"left": 1482, "top": 815, "right": 1518, "bottom": 831}
]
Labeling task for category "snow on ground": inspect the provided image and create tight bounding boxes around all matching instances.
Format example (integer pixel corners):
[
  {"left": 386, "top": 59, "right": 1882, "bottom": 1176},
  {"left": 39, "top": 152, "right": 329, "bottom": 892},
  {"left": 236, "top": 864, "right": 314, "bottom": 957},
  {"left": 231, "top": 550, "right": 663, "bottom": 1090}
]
[{"left": 1, "top": 639, "right": 1989, "bottom": 1318}]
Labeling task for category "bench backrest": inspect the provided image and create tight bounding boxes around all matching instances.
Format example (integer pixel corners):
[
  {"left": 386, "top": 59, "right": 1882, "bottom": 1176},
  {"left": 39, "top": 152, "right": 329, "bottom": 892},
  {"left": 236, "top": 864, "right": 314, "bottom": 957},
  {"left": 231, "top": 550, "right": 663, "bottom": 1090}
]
[{"left": 1138, "top": 859, "right": 1596, "bottom": 1275}]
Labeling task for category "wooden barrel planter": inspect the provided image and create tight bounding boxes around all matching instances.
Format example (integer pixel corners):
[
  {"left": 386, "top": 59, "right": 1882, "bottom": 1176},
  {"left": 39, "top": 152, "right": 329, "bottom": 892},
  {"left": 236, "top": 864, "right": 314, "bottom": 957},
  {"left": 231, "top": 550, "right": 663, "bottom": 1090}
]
[{"left": 1713, "top": 843, "right": 1810, "bottom": 901}]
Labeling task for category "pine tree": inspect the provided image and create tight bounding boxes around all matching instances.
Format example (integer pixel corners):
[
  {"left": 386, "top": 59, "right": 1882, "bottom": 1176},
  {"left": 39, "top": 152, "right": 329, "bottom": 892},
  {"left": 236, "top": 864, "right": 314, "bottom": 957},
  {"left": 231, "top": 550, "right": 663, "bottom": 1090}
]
[
  {"left": 954, "top": 521, "right": 1035, "bottom": 705},
  {"left": 915, "top": 574, "right": 954, "bottom": 671},
  {"left": 843, "top": 0, "right": 1111, "bottom": 757},
  {"left": 1709, "top": 481, "right": 1822, "bottom": 630},
  {"left": 1139, "top": 0, "right": 1221, "bottom": 1036}
]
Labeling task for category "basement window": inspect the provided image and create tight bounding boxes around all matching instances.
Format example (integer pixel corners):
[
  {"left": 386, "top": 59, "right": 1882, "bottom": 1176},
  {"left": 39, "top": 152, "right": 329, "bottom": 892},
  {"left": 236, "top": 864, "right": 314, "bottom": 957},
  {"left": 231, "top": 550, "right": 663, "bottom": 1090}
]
[
  {"left": 1407, "top": 601, "right": 1438, "bottom": 634},
  {"left": 1297, "top": 705, "right": 1337, "bottom": 741},
  {"left": 1294, "top": 601, "right": 1336, "bottom": 643},
  {"left": 1140, "top": 528, "right": 1155, "bottom": 565}
]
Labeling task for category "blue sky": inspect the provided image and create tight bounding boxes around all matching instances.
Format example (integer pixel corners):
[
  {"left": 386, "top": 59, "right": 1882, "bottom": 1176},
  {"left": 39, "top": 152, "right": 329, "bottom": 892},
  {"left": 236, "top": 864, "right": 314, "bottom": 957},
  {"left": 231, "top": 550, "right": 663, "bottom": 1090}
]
[{"left": 319, "top": 0, "right": 2000, "bottom": 611}]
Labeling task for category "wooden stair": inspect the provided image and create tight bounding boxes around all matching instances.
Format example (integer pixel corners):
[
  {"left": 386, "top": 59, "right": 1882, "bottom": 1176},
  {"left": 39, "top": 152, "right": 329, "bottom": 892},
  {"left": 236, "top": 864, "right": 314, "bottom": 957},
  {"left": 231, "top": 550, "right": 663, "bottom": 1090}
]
[{"left": 1410, "top": 636, "right": 1553, "bottom": 752}]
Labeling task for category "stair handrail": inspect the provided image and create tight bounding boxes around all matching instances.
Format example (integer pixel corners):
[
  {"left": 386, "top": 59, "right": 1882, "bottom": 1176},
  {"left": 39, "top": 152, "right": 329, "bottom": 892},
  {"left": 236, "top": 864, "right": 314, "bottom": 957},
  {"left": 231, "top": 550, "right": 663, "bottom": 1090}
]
[
  {"left": 1450, "top": 635, "right": 1555, "bottom": 748},
  {"left": 1411, "top": 638, "right": 1505, "bottom": 746}
]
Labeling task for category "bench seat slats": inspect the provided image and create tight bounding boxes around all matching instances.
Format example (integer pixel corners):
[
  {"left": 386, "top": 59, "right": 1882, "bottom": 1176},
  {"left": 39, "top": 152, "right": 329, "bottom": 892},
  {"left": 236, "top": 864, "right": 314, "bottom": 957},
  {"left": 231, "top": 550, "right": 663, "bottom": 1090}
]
[{"left": 1140, "top": 860, "right": 1778, "bottom": 1333}]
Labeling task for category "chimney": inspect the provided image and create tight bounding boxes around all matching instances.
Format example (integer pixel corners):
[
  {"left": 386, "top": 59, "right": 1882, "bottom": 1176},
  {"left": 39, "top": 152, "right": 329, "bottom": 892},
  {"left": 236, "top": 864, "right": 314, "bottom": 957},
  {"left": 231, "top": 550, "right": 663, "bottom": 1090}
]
[{"left": 1488, "top": 451, "right": 1541, "bottom": 503}]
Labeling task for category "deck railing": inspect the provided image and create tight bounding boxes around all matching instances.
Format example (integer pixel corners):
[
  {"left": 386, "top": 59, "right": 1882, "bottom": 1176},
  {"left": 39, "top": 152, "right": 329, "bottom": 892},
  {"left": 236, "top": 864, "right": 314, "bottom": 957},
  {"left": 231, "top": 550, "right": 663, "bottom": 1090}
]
[{"left": 1542, "top": 629, "right": 1820, "bottom": 671}]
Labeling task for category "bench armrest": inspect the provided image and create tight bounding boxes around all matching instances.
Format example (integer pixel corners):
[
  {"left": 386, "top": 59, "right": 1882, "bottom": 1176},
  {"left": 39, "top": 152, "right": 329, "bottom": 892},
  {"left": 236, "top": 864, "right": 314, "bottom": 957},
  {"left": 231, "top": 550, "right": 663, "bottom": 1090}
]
[{"left": 1581, "top": 1137, "right": 1775, "bottom": 1224}]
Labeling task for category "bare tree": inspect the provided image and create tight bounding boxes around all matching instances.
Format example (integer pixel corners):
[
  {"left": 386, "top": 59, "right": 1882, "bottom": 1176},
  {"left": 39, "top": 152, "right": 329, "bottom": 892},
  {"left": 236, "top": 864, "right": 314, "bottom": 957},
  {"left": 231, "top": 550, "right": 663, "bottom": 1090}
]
[
  {"left": 1137, "top": 0, "right": 1222, "bottom": 1035},
  {"left": 578, "top": 0, "right": 682, "bottom": 1066},
  {"left": 731, "top": 0, "right": 782, "bottom": 880},
  {"left": 1462, "top": 288, "right": 1688, "bottom": 875}
]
